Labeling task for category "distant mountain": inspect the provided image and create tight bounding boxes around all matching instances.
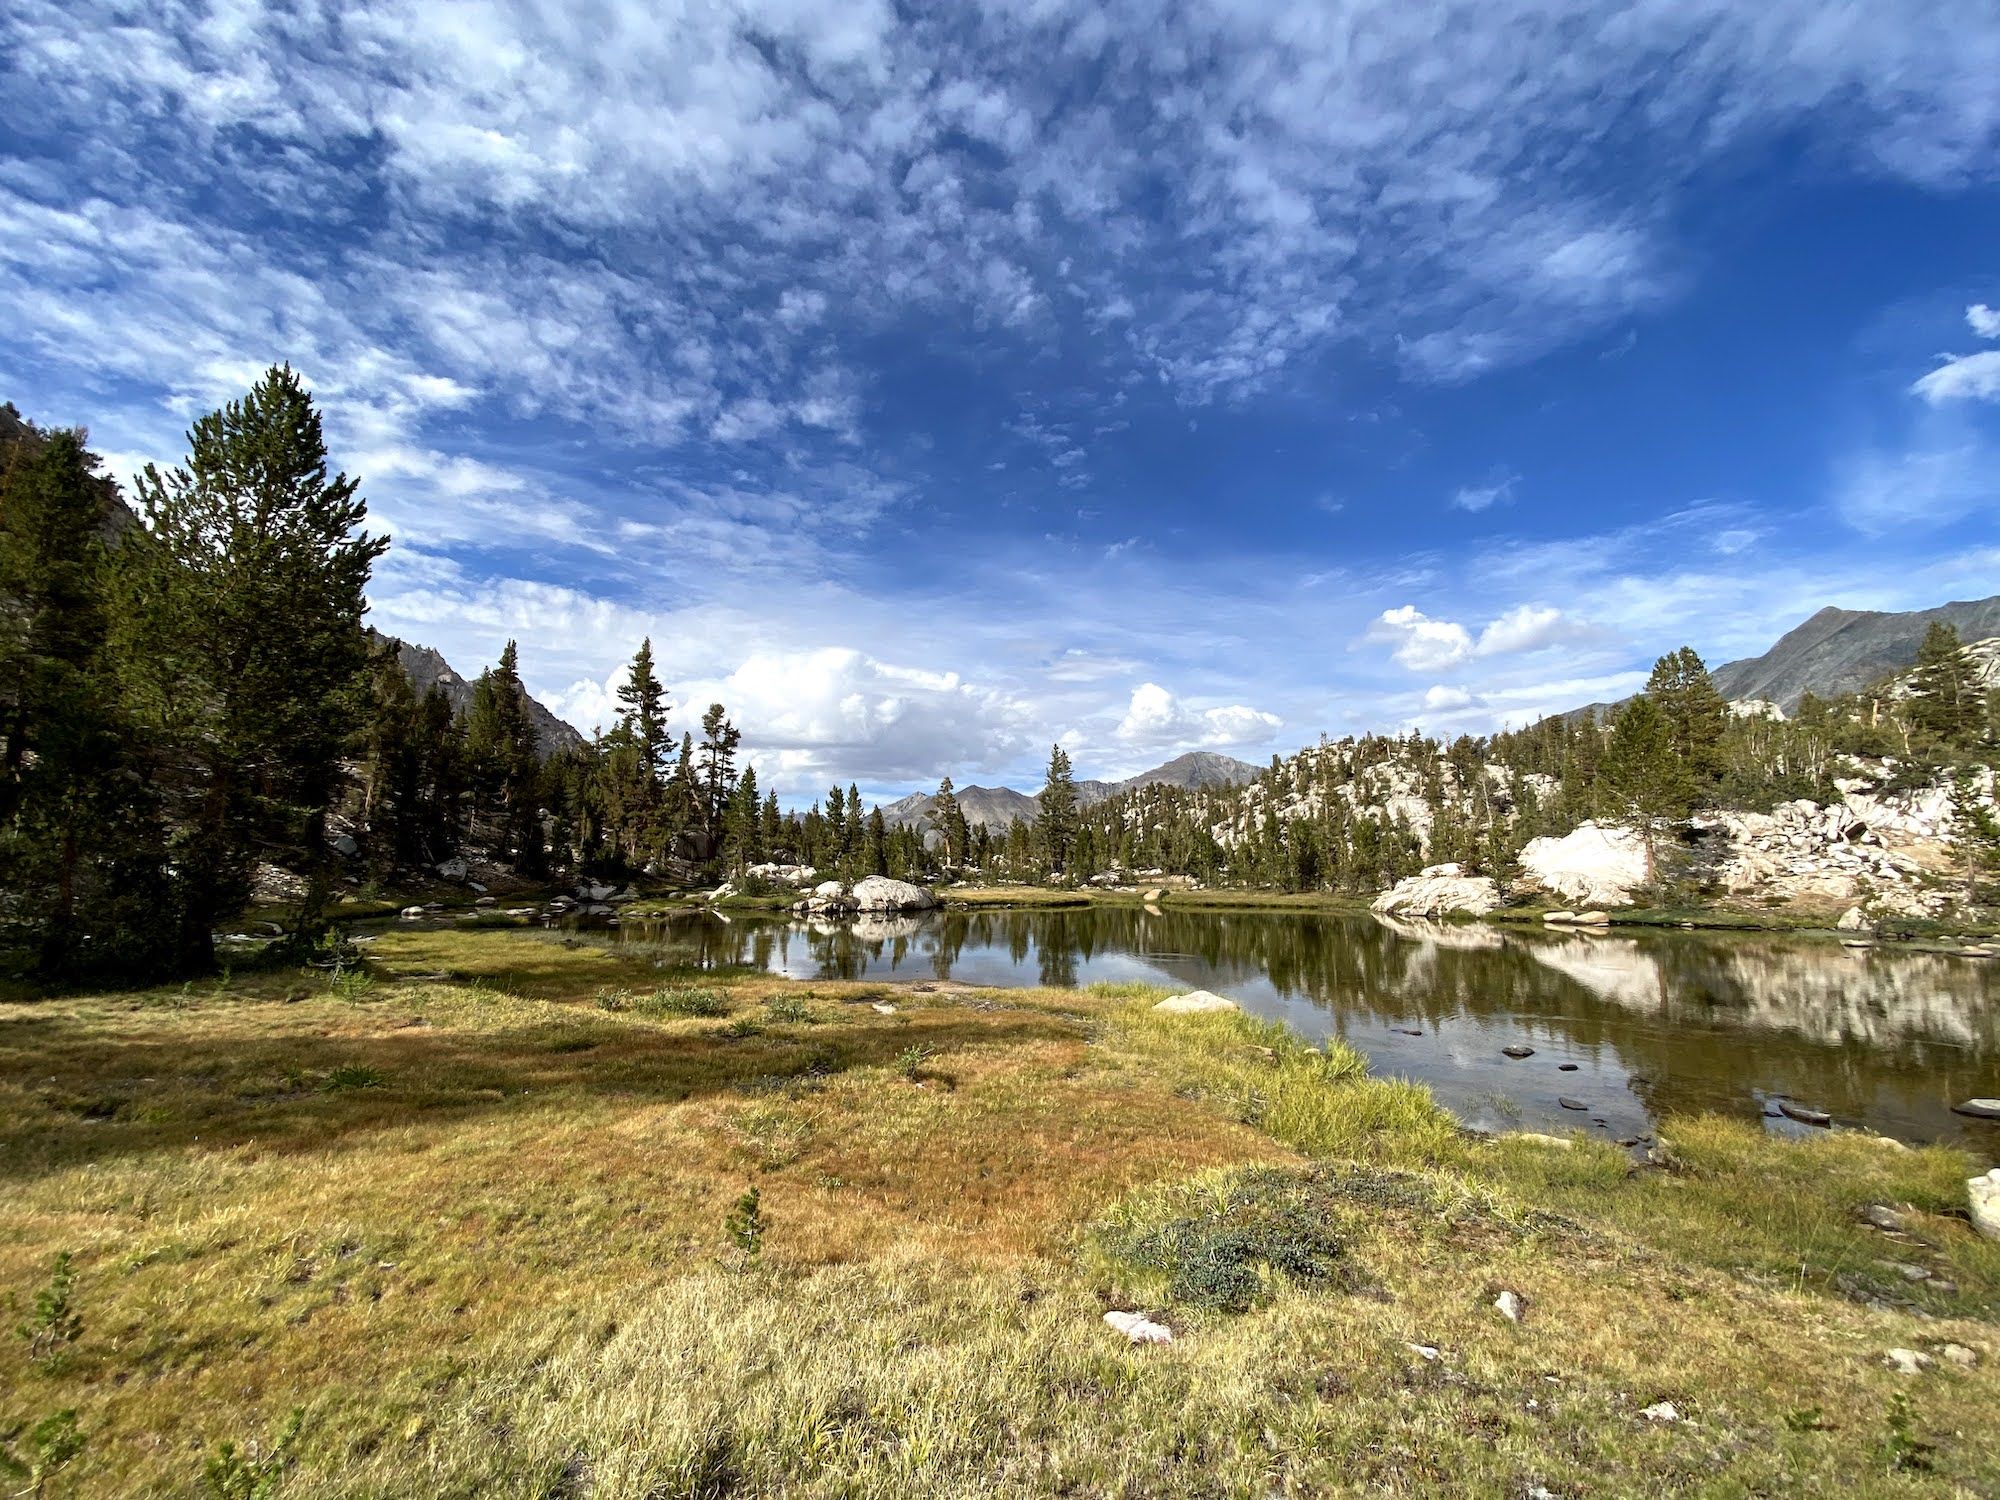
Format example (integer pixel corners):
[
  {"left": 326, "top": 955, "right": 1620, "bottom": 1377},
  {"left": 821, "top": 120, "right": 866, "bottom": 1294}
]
[
  {"left": 371, "top": 631, "right": 587, "bottom": 756},
  {"left": 1709, "top": 596, "right": 2000, "bottom": 711},
  {"left": 882, "top": 750, "right": 1262, "bottom": 830}
]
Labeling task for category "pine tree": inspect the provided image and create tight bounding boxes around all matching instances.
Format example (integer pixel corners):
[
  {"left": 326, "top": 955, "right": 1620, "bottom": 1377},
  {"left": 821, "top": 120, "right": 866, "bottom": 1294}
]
[
  {"left": 930, "top": 775, "right": 969, "bottom": 865},
  {"left": 0, "top": 425, "right": 173, "bottom": 976},
  {"left": 1909, "top": 622, "right": 1979, "bottom": 754},
  {"left": 824, "top": 784, "right": 846, "bottom": 861},
  {"left": 1601, "top": 695, "right": 1679, "bottom": 877},
  {"left": 1037, "top": 744, "right": 1079, "bottom": 876},
  {"left": 616, "top": 638, "right": 670, "bottom": 777},
  {"left": 723, "top": 764, "right": 762, "bottom": 873},
  {"left": 863, "top": 805, "right": 888, "bottom": 876},
  {"left": 697, "top": 703, "right": 740, "bottom": 849},
  {"left": 760, "top": 790, "right": 782, "bottom": 857},
  {"left": 1646, "top": 646, "right": 1727, "bottom": 797},
  {"left": 464, "top": 643, "right": 544, "bottom": 873},
  {"left": 122, "top": 366, "right": 387, "bottom": 965}
]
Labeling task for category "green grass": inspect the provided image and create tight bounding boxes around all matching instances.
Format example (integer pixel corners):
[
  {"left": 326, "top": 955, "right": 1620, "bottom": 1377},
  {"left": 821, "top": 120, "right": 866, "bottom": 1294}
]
[{"left": 2, "top": 926, "right": 1996, "bottom": 1495}]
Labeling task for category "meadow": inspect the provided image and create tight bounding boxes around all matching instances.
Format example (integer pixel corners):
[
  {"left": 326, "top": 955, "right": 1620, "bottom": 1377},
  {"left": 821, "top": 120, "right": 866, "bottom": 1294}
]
[{"left": 3, "top": 923, "right": 1997, "bottom": 1497}]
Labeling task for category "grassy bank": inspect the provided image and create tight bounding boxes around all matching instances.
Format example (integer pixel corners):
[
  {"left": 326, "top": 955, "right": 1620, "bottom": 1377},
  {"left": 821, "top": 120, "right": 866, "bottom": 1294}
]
[{"left": 4, "top": 928, "right": 1997, "bottom": 1496}]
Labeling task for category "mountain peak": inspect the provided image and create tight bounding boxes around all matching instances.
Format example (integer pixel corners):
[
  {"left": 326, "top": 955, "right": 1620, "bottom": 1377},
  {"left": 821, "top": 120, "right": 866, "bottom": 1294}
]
[{"left": 881, "top": 751, "right": 1262, "bottom": 830}]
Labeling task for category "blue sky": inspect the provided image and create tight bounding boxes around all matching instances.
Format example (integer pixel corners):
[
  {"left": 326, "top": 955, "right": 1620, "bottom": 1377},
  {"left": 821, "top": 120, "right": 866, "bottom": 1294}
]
[{"left": 3, "top": 1, "right": 1998, "bottom": 803}]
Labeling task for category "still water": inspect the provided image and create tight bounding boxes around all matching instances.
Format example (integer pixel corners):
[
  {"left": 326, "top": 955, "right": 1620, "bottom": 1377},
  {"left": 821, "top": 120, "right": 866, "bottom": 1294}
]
[{"left": 591, "top": 905, "right": 2000, "bottom": 1155}]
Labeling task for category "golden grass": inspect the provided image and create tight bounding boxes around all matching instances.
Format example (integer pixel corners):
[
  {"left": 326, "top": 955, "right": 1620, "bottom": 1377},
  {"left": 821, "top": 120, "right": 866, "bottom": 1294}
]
[{"left": 1, "top": 925, "right": 1996, "bottom": 1496}]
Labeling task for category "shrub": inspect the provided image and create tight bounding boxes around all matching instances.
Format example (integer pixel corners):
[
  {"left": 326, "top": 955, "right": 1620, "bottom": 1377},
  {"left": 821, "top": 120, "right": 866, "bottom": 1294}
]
[
  {"left": 327, "top": 960, "right": 374, "bottom": 1003},
  {"left": 0, "top": 1409, "right": 84, "bottom": 1495},
  {"left": 322, "top": 1065, "right": 384, "bottom": 1092},
  {"left": 1878, "top": 1391, "right": 1933, "bottom": 1474},
  {"left": 897, "top": 1044, "right": 934, "bottom": 1081},
  {"left": 594, "top": 987, "right": 631, "bottom": 1012},
  {"left": 639, "top": 987, "right": 730, "bottom": 1018},
  {"left": 762, "top": 994, "right": 813, "bottom": 1024},
  {"left": 725, "top": 1186, "right": 764, "bottom": 1263},
  {"left": 16, "top": 1251, "right": 82, "bottom": 1365},
  {"left": 199, "top": 1407, "right": 304, "bottom": 1499},
  {"left": 1097, "top": 1169, "right": 1349, "bottom": 1312}
]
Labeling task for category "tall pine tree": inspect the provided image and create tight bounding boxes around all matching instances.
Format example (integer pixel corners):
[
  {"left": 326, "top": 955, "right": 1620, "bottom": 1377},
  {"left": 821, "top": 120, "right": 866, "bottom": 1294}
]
[
  {"left": 122, "top": 366, "right": 386, "bottom": 965},
  {"left": 1037, "top": 743, "right": 1079, "bottom": 875}
]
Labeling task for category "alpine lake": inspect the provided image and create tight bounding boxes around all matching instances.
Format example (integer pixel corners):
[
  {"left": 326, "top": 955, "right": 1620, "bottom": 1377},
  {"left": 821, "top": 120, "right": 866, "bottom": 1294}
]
[{"left": 568, "top": 901, "right": 2000, "bottom": 1157}]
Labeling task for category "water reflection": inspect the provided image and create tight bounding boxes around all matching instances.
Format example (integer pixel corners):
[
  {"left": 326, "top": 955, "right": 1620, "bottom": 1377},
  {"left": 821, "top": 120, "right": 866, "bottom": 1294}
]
[{"left": 594, "top": 905, "right": 2000, "bottom": 1154}]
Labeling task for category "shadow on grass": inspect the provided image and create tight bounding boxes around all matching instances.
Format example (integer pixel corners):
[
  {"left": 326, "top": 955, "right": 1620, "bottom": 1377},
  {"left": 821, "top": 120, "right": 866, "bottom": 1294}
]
[{"left": 0, "top": 997, "right": 1085, "bottom": 1186}]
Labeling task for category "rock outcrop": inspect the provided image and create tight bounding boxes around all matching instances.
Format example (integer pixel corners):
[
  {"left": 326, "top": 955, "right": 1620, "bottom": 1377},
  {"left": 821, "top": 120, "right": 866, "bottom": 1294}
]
[
  {"left": 1371, "top": 863, "right": 1502, "bottom": 919},
  {"left": 745, "top": 862, "right": 818, "bottom": 886},
  {"left": 1517, "top": 822, "right": 1651, "bottom": 908}
]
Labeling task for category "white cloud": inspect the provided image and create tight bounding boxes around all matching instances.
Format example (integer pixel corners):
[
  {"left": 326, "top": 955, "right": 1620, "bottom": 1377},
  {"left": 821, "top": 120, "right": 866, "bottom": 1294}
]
[
  {"left": 1912, "top": 349, "right": 2000, "bottom": 404},
  {"left": 1474, "top": 603, "right": 1575, "bottom": 657},
  {"left": 1367, "top": 606, "right": 1475, "bottom": 671},
  {"left": 1113, "top": 683, "right": 1282, "bottom": 750},
  {"left": 1967, "top": 303, "right": 2000, "bottom": 339},
  {"left": 1835, "top": 439, "right": 1993, "bottom": 534},
  {"left": 1451, "top": 475, "right": 1517, "bottom": 513}
]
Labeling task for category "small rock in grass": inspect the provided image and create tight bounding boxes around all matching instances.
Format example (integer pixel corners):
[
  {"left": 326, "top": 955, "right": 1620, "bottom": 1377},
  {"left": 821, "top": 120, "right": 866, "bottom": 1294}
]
[
  {"left": 871, "top": 1002, "right": 897, "bottom": 1015},
  {"left": 1406, "top": 1343, "right": 1441, "bottom": 1361},
  {"left": 1884, "top": 1348, "right": 1931, "bottom": 1376},
  {"left": 1640, "top": 1402, "right": 1680, "bottom": 1423},
  {"left": 1502, "top": 1045, "right": 1535, "bottom": 1059},
  {"left": 1861, "top": 1204, "right": 1906, "bottom": 1232},
  {"left": 1152, "top": 990, "right": 1238, "bottom": 1014},
  {"left": 1104, "top": 1310, "right": 1172, "bottom": 1345},
  {"left": 1494, "top": 1289, "right": 1524, "bottom": 1322},
  {"left": 1510, "top": 1133, "right": 1574, "bottom": 1150},
  {"left": 1940, "top": 1343, "right": 1978, "bottom": 1369}
]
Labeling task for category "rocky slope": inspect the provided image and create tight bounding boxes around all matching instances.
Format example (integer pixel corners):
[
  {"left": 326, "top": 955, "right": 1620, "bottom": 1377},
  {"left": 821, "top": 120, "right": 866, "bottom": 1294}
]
[
  {"left": 371, "top": 631, "right": 586, "bottom": 757},
  {"left": 1708, "top": 596, "right": 2000, "bottom": 712}
]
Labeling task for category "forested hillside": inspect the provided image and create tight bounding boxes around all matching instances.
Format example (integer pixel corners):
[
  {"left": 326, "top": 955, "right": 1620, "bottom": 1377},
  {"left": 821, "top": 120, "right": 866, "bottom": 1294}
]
[{"left": 954, "top": 639, "right": 2000, "bottom": 911}]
